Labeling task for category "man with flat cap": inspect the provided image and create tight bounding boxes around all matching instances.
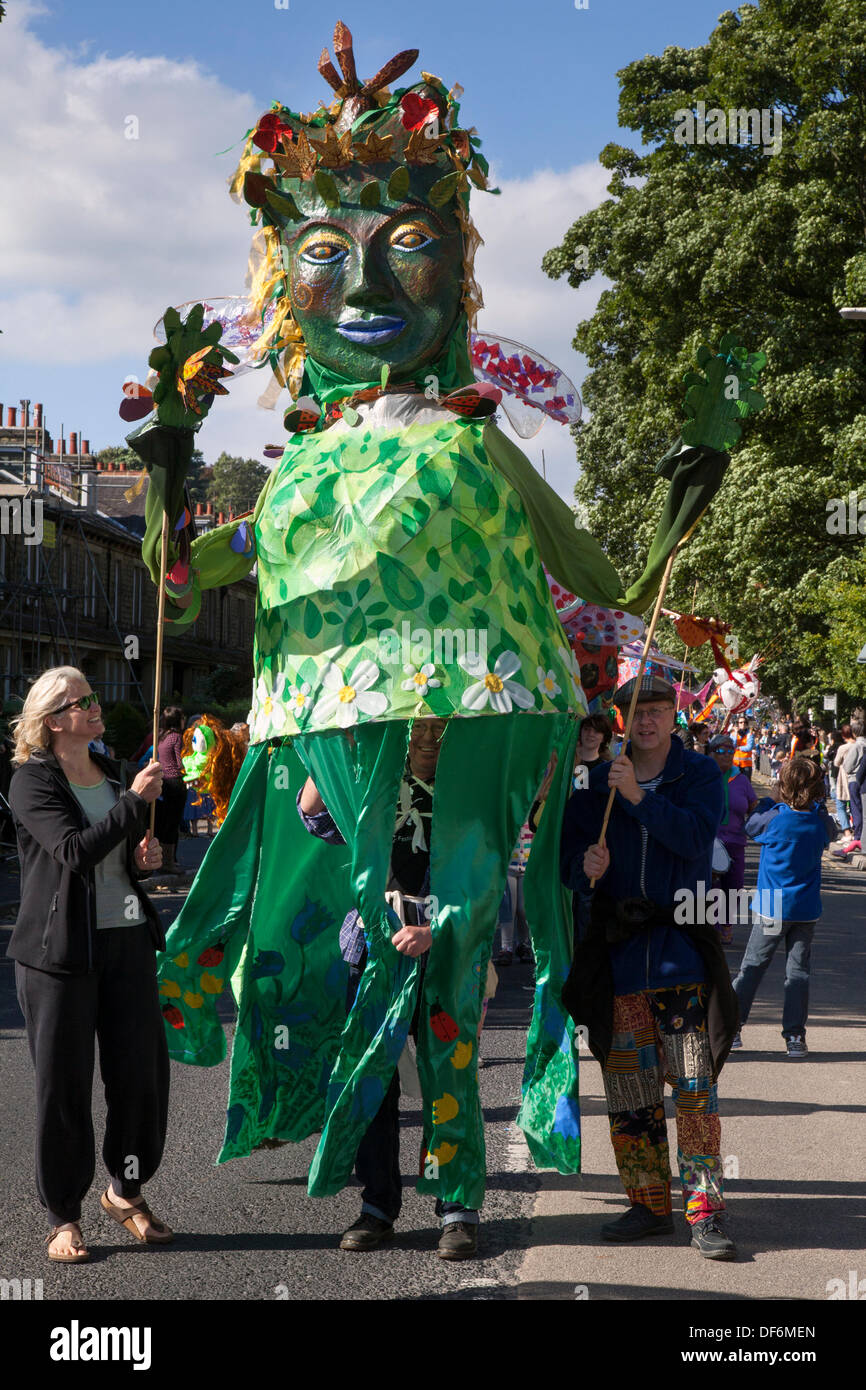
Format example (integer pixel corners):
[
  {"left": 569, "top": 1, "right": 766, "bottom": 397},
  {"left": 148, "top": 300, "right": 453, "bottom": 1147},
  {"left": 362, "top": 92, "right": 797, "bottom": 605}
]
[{"left": 560, "top": 674, "right": 740, "bottom": 1260}]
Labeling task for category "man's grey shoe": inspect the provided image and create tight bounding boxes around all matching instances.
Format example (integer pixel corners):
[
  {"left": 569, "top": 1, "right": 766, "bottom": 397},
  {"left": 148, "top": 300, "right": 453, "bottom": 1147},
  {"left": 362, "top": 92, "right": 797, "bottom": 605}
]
[
  {"left": 339, "top": 1214, "right": 395, "bottom": 1251},
  {"left": 786, "top": 1034, "right": 808, "bottom": 1059},
  {"left": 437, "top": 1221, "right": 478, "bottom": 1260},
  {"left": 601, "top": 1203, "right": 674, "bottom": 1242},
  {"left": 690, "top": 1214, "right": 737, "bottom": 1260},
  {"left": 730, "top": 1032, "right": 743, "bottom": 1049}
]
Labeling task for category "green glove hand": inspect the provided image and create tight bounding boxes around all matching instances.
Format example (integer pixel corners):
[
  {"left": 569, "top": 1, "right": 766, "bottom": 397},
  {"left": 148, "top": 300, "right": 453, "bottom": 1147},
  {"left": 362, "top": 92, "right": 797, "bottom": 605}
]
[
  {"left": 148, "top": 304, "right": 239, "bottom": 431},
  {"left": 681, "top": 331, "right": 767, "bottom": 452}
]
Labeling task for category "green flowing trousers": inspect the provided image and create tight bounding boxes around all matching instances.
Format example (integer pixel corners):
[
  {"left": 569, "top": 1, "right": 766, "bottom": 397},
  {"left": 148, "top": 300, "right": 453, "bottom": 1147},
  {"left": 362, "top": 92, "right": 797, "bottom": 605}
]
[
  {"left": 293, "top": 710, "right": 581, "bottom": 1210},
  {"left": 157, "top": 712, "right": 583, "bottom": 1207}
]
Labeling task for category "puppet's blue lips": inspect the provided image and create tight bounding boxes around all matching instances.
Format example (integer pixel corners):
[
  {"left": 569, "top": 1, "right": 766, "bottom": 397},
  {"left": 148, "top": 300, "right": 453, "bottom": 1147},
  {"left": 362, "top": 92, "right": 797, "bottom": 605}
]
[{"left": 336, "top": 316, "right": 406, "bottom": 344}]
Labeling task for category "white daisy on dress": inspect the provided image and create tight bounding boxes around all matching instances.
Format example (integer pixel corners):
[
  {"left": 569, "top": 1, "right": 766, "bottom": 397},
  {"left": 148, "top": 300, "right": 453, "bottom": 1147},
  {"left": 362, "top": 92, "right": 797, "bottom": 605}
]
[
  {"left": 459, "top": 650, "right": 535, "bottom": 713},
  {"left": 536, "top": 666, "right": 561, "bottom": 700},
  {"left": 289, "top": 681, "right": 312, "bottom": 716},
  {"left": 251, "top": 671, "right": 287, "bottom": 739},
  {"left": 312, "top": 659, "right": 389, "bottom": 728},
  {"left": 401, "top": 662, "right": 442, "bottom": 698}
]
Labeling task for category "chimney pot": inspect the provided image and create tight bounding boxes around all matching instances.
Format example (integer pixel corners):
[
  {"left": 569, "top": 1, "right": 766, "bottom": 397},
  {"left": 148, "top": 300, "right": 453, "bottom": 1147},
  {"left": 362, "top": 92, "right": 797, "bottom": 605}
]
[
  {"left": 81, "top": 439, "right": 89, "bottom": 454},
  {"left": 70, "top": 432, "right": 78, "bottom": 454},
  {"left": 7, "top": 407, "right": 17, "bottom": 427},
  {"left": 59, "top": 438, "right": 66, "bottom": 455},
  {"left": 196, "top": 503, "right": 203, "bottom": 516},
  {"left": 35, "top": 403, "right": 43, "bottom": 428},
  {"left": 217, "top": 511, "right": 225, "bottom": 525}
]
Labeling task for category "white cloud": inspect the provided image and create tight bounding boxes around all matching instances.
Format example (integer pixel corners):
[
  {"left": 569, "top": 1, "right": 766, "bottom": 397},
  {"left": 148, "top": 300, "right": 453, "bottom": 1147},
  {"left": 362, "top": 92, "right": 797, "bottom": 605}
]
[
  {"left": 472, "top": 163, "right": 609, "bottom": 501},
  {"left": 0, "top": 5, "right": 259, "bottom": 362},
  {"left": 0, "top": 9, "right": 609, "bottom": 502}
]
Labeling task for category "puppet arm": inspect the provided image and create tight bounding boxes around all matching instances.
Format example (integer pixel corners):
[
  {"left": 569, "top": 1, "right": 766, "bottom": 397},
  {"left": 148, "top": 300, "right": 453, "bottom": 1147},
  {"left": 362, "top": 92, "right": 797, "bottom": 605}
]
[
  {"left": 483, "top": 421, "right": 624, "bottom": 608},
  {"left": 139, "top": 456, "right": 280, "bottom": 628}
]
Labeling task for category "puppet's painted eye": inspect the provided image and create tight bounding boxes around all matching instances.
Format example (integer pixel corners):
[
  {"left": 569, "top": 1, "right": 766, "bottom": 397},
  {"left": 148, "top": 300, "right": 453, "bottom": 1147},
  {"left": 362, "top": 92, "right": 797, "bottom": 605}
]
[
  {"left": 193, "top": 729, "right": 206, "bottom": 754},
  {"left": 389, "top": 223, "right": 436, "bottom": 253},
  {"left": 300, "top": 240, "right": 348, "bottom": 265}
]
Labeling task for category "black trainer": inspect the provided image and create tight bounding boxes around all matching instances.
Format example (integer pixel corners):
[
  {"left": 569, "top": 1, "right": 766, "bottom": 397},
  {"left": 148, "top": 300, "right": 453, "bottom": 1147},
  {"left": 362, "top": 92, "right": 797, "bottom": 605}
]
[
  {"left": 690, "top": 1213, "right": 737, "bottom": 1260},
  {"left": 339, "top": 1214, "right": 395, "bottom": 1251},
  {"left": 601, "top": 1203, "right": 674, "bottom": 1241},
  {"left": 438, "top": 1221, "right": 478, "bottom": 1260}
]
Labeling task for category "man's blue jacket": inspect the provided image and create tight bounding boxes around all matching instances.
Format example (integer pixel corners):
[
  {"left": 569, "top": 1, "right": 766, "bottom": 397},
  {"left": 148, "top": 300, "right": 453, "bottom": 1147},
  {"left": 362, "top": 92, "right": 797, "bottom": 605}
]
[
  {"left": 559, "top": 734, "right": 739, "bottom": 1073},
  {"left": 561, "top": 734, "right": 723, "bottom": 903},
  {"left": 560, "top": 734, "right": 723, "bottom": 994}
]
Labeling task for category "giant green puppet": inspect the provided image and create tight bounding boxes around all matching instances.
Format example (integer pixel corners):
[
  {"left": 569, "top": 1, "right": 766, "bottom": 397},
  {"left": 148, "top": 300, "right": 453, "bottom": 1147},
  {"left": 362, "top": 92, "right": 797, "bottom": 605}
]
[{"left": 128, "top": 21, "right": 765, "bottom": 1212}]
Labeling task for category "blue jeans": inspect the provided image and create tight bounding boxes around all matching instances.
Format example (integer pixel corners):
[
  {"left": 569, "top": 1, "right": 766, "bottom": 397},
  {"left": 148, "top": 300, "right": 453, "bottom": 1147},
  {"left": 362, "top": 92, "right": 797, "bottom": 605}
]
[
  {"left": 834, "top": 796, "right": 850, "bottom": 832},
  {"left": 732, "top": 918, "right": 816, "bottom": 1038}
]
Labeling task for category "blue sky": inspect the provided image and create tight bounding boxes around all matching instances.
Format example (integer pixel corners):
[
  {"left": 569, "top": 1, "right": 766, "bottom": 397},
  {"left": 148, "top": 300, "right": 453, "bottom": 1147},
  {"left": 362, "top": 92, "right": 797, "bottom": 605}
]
[
  {"left": 2, "top": 0, "right": 730, "bottom": 500},
  {"left": 26, "top": 0, "right": 725, "bottom": 173}
]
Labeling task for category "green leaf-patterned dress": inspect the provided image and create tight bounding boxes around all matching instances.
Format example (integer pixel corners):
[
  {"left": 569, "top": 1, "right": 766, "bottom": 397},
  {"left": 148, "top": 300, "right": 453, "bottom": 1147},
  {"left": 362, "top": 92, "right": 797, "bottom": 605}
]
[{"left": 157, "top": 395, "right": 601, "bottom": 1209}]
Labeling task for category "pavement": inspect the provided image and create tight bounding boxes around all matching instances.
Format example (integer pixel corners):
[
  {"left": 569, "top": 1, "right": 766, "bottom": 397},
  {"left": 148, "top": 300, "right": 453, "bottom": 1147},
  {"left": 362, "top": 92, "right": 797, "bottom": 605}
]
[
  {"left": 514, "top": 773, "right": 866, "bottom": 1301},
  {"left": 516, "top": 842, "right": 866, "bottom": 1301},
  {"left": 1, "top": 807, "right": 864, "bottom": 1305}
]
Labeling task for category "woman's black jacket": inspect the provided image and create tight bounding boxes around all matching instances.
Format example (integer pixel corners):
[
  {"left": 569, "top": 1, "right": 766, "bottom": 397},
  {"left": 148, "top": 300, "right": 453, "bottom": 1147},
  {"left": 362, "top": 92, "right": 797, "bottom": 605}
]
[{"left": 8, "top": 748, "right": 165, "bottom": 974}]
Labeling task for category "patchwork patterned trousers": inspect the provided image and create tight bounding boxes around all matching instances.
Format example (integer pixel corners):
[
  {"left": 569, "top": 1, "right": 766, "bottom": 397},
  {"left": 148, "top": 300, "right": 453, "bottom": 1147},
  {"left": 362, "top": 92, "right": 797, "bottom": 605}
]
[{"left": 602, "top": 983, "right": 724, "bottom": 1224}]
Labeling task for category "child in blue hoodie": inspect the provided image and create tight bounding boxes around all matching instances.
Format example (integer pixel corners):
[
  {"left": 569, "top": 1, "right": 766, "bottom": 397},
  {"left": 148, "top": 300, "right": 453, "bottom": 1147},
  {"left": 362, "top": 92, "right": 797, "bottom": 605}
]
[{"left": 731, "top": 758, "right": 832, "bottom": 1058}]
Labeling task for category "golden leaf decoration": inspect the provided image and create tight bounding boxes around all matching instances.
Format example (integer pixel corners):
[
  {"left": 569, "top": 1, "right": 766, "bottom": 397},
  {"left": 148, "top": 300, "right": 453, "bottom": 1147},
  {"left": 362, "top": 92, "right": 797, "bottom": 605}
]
[
  {"left": 311, "top": 125, "right": 354, "bottom": 169},
  {"left": 351, "top": 129, "right": 395, "bottom": 164},
  {"left": 273, "top": 129, "right": 317, "bottom": 181},
  {"left": 272, "top": 147, "right": 300, "bottom": 178},
  {"left": 294, "top": 129, "right": 318, "bottom": 180},
  {"left": 405, "top": 126, "right": 443, "bottom": 165}
]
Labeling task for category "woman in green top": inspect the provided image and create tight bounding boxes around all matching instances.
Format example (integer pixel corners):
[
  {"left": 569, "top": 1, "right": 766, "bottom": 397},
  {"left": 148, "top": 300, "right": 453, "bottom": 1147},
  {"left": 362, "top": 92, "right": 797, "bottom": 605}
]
[{"left": 9, "top": 667, "right": 171, "bottom": 1261}]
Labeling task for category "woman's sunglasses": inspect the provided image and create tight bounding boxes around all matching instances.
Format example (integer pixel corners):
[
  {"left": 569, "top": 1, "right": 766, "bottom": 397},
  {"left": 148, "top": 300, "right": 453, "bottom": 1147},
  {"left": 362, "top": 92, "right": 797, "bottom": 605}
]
[{"left": 51, "top": 692, "right": 101, "bottom": 715}]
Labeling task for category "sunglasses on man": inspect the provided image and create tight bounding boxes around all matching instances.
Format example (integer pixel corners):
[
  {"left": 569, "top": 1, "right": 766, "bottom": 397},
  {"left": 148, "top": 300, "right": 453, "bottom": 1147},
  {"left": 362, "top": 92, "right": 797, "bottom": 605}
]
[{"left": 51, "top": 692, "right": 101, "bottom": 715}]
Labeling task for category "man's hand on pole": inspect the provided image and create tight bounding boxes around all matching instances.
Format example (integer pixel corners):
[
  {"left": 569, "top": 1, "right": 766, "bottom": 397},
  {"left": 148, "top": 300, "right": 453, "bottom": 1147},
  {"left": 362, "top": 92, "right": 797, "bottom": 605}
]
[
  {"left": 584, "top": 844, "right": 610, "bottom": 882},
  {"left": 607, "top": 753, "right": 645, "bottom": 806}
]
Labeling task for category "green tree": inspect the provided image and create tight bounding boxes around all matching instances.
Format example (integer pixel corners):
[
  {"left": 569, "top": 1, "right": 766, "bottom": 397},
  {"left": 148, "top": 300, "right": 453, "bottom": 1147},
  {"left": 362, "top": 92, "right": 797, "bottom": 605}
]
[
  {"left": 211, "top": 452, "right": 270, "bottom": 516},
  {"left": 186, "top": 449, "right": 212, "bottom": 506},
  {"left": 95, "top": 446, "right": 140, "bottom": 470},
  {"left": 543, "top": 0, "right": 866, "bottom": 710}
]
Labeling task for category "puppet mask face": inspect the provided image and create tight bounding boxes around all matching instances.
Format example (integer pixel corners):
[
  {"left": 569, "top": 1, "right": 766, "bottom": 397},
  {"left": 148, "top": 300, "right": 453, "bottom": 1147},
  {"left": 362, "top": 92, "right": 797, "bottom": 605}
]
[{"left": 277, "top": 168, "right": 465, "bottom": 382}]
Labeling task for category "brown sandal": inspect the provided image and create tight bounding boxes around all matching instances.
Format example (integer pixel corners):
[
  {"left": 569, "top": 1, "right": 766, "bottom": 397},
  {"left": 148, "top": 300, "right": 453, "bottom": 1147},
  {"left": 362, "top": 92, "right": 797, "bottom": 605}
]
[
  {"left": 100, "top": 1190, "right": 174, "bottom": 1245},
  {"left": 46, "top": 1223, "right": 90, "bottom": 1263}
]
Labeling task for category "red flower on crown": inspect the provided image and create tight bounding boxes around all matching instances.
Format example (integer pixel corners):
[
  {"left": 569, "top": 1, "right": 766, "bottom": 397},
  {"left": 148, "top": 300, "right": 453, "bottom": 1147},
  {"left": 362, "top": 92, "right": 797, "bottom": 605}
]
[
  {"left": 399, "top": 93, "right": 439, "bottom": 130},
  {"left": 253, "top": 112, "right": 293, "bottom": 153}
]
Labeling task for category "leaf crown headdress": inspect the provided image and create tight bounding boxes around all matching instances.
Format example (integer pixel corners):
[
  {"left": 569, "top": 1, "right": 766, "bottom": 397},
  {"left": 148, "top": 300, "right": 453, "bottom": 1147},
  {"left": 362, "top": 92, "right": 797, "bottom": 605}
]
[{"left": 228, "top": 19, "right": 493, "bottom": 398}]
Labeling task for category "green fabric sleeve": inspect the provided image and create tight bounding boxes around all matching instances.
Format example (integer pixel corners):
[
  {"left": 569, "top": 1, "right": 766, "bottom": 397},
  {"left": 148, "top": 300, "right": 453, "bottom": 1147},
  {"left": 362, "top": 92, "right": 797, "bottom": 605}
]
[
  {"left": 482, "top": 421, "right": 624, "bottom": 609},
  {"left": 142, "top": 455, "right": 282, "bottom": 629},
  {"left": 484, "top": 422, "right": 730, "bottom": 618}
]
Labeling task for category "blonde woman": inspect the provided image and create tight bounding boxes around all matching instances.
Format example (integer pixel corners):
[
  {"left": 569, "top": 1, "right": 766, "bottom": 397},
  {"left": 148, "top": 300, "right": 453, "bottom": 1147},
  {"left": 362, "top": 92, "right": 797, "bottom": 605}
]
[{"left": 8, "top": 667, "right": 173, "bottom": 1262}]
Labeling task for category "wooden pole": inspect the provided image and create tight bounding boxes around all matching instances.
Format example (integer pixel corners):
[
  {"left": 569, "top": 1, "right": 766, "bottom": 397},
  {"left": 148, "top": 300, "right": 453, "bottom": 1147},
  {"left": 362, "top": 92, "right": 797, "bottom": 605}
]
[
  {"left": 590, "top": 543, "right": 680, "bottom": 886},
  {"left": 149, "top": 512, "right": 170, "bottom": 837}
]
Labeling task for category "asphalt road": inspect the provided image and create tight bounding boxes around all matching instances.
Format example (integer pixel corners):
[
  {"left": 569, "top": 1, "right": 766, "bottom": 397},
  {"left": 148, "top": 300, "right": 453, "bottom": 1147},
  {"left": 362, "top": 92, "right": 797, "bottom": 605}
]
[
  {"left": 2, "top": 822, "right": 864, "bottom": 1308},
  {"left": 0, "top": 837, "right": 541, "bottom": 1302}
]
